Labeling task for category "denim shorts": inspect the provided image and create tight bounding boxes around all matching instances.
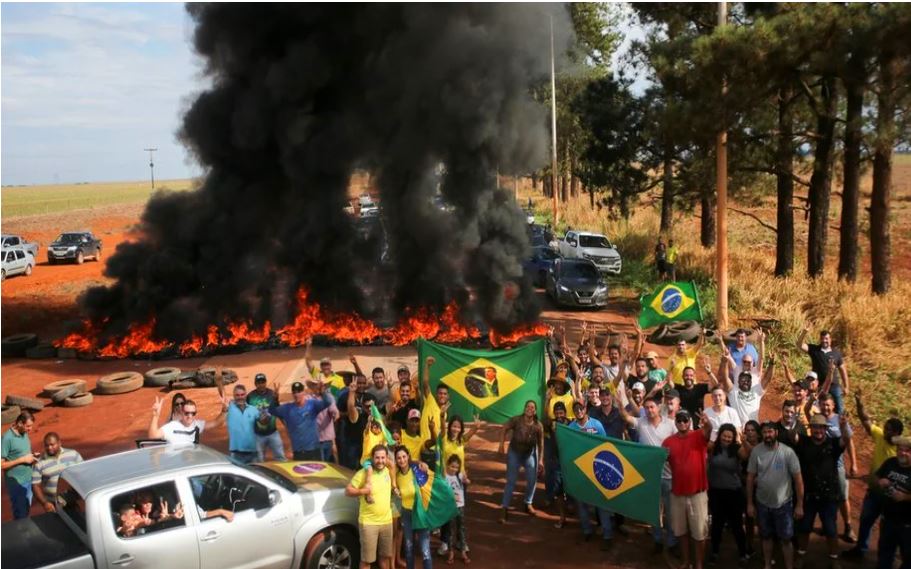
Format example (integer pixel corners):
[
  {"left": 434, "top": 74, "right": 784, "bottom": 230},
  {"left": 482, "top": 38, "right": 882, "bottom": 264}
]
[
  {"left": 757, "top": 500, "right": 794, "bottom": 540},
  {"left": 799, "top": 496, "right": 838, "bottom": 537}
]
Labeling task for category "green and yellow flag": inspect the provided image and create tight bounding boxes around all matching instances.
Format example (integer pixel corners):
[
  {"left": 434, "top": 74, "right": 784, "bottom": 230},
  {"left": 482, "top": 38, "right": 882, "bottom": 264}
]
[
  {"left": 408, "top": 462, "right": 458, "bottom": 530},
  {"left": 638, "top": 281, "right": 703, "bottom": 328},
  {"left": 417, "top": 338, "right": 545, "bottom": 425},
  {"left": 555, "top": 423, "right": 668, "bottom": 526}
]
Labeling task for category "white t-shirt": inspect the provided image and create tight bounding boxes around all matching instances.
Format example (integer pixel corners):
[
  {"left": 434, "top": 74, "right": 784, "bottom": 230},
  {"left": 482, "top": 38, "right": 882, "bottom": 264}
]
[
  {"left": 727, "top": 383, "right": 765, "bottom": 425},
  {"left": 704, "top": 406, "right": 742, "bottom": 441},
  {"left": 161, "top": 419, "right": 206, "bottom": 444},
  {"left": 636, "top": 416, "right": 676, "bottom": 479}
]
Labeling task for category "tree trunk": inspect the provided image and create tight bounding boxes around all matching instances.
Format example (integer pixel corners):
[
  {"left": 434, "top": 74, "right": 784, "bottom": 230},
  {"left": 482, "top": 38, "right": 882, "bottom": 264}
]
[
  {"left": 532, "top": 172, "right": 538, "bottom": 191},
  {"left": 588, "top": 183, "right": 595, "bottom": 209},
  {"left": 570, "top": 154, "right": 579, "bottom": 198},
  {"left": 660, "top": 142, "right": 673, "bottom": 233},
  {"left": 871, "top": 51, "right": 896, "bottom": 295},
  {"left": 543, "top": 172, "right": 551, "bottom": 198},
  {"left": 560, "top": 167, "right": 568, "bottom": 203},
  {"left": 619, "top": 191, "right": 630, "bottom": 220},
  {"left": 700, "top": 191, "right": 715, "bottom": 248},
  {"left": 838, "top": 72, "right": 864, "bottom": 282},
  {"left": 775, "top": 85, "right": 795, "bottom": 277},
  {"left": 806, "top": 76, "right": 838, "bottom": 278}
]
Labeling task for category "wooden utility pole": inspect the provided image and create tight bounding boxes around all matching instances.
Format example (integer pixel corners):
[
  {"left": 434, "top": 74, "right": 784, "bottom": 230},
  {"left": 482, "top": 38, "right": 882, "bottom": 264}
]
[
  {"left": 144, "top": 147, "right": 158, "bottom": 190},
  {"left": 550, "top": 16, "right": 559, "bottom": 227},
  {"left": 715, "top": 2, "right": 729, "bottom": 331}
]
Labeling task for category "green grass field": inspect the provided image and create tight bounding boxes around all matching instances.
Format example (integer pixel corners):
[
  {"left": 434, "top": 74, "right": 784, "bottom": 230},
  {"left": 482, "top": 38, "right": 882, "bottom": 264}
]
[{"left": 1, "top": 179, "right": 197, "bottom": 219}]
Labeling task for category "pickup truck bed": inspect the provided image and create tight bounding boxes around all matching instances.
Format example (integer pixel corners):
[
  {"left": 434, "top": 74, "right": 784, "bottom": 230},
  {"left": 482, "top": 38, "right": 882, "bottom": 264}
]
[{"left": 2, "top": 513, "right": 93, "bottom": 569}]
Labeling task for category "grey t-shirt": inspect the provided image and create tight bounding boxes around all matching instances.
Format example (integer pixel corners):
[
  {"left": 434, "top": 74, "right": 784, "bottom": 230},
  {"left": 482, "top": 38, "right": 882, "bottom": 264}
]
[
  {"left": 708, "top": 450, "right": 742, "bottom": 490},
  {"left": 366, "top": 385, "right": 391, "bottom": 411},
  {"left": 747, "top": 442, "right": 801, "bottom": 508}
]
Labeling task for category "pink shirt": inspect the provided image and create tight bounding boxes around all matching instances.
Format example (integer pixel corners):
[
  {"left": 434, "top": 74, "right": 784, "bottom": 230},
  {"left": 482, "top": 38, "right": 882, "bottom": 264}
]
[{"left": 316, "top": 399, "right": 340, "bottom": 443}]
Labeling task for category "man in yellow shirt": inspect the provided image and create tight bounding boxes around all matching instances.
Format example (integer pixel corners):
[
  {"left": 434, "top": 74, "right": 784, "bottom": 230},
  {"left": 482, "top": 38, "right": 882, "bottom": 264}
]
[
  {"left": 669, "top": 334, "right": 704, "bottom": 386},
  {"left": 666, "top": 239, "right": 680, "bottom": 281},
  {"left": 843, "top": 388, "right": 905, "bottom": 559},
  {"left": 346, "top": 445, "right": 394, "bottom": 569}
]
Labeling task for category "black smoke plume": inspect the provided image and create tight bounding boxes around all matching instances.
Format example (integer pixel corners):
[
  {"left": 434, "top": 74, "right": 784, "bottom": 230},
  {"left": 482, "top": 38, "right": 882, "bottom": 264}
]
[{"left": 82, "top": 3, "right": 572, "bottom": 341}]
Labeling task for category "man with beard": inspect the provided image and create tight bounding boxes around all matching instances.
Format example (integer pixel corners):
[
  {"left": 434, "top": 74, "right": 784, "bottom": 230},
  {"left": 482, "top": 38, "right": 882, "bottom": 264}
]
[
  {"left": 340, "top": 374, "right": 377, "bottom": 469},
  {"left": 590, "top": 386, "right": 627, "bottom": 440},
  {"left": 843, "top": 388, "right": 905, "bottom": 559},
  {"left": 669, "top": 334, "right": 705, "bottom": 386},
  {"left": 798, "top": 327, "right": 850, "bottom": 414},
  {"left": 747, "top": 422, "right": 804, "bottom": 569},
  {"left": 873, "top": 435, "right": 911, "bottom": 569},
  {"left": 784, "top": 364, "right": 820, "bottom": 428},
  {"left": 366, "top": 366, "right": 392, "bottom": 412},
  {"left": 727, "top": 329, "right": 760, "bottom": 374},
  {"left": 722, "top": 356, "right": 775, "bottom": 425},
  {"left": 774, "top": 400, "right": 806, "bottom": 448},
  {"left": 346, "top": 445, "right": 394, "bottom": 569},
  {"left": 387, "top": 380, "right": 421, "bottom": 427},
  {"left": 678, "top": 366, "right": 710, "bottom": 426},
  {"left": 795, "top": 414, "right": 851, "bottom": 569},
  {"left": 544, "top": 401, "right": 571, "bottom": 529},
  {"left": 31, "top": 432, "right": 83, "bottom": 513},
  {"left": 627, "top": 357, "right": 658, "bottom": 396},
  {"left": 818, "top": 392, "right": 859, "bottom": 543}
]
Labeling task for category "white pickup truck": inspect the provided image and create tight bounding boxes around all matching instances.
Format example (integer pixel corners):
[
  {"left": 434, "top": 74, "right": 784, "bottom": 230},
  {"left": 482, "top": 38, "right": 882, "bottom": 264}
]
[
  {"left": 2, "top": 234, "right": 39, "bottom": 257},
  {"left": 1, "top": 445, "right": 360, "bottom": 569},
  {"left": 557, "top": 230, "right": 622, "bottom": 275}
]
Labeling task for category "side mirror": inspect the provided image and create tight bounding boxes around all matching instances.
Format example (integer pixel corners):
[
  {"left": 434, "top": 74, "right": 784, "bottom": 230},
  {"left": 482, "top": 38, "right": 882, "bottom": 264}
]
[{"left": 268, "top": 489, "right": 281, "bottom": 507}]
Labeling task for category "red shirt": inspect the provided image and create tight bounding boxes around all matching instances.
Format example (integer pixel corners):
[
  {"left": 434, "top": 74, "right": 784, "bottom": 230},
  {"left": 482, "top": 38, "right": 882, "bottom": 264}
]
[{"left": 662, "top": 430, "right": 708, "bottom": 496}]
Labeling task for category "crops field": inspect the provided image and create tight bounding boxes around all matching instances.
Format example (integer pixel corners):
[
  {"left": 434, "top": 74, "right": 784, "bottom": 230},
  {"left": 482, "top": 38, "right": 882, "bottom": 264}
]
[{"left": 1, "top": 179, "right": 198, "bottom": 219}]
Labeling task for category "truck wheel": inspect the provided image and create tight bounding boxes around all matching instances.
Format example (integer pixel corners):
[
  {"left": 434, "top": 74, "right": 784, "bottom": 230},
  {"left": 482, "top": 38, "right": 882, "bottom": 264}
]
[
  {"left": 2, "top": 333, "right": 39, "bottom": 357},
  {"left": 5, "top": 394, "right": 45, "bottom": 411},
  {"left": 63, "top": 393, "right": 94, "bottom": 408},
  {"left": 144, "top": 367, "right": 182, "bottom": 387},
  {"left": 304, "top": 527, "right": 359, "bottom": 569},
  {"left": 76, "top": 252, "right": 84, "bottom": 265},
  {"left": 25, "top": 264, "right": 32, "bottom": 276},
  {"left": 44, "top": 379, "right": 88, "bottom": 397},
  {"left": 96, "top": 372, "right": 143, "bottom": 395},
  {"left": 1, "top": 404, "right": 21, "bottom": 424}
]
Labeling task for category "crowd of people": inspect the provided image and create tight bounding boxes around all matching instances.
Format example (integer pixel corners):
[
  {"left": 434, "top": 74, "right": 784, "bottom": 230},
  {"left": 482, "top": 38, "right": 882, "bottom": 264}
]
[{"left": 3, "top": 326, "right": 909, "bottom": 569}]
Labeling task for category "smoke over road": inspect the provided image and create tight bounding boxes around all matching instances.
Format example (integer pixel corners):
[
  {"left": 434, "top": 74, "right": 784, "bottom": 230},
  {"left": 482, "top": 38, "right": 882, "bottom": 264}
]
[{"left": 83, "top": 4, "right": 571, "bottom": 342}]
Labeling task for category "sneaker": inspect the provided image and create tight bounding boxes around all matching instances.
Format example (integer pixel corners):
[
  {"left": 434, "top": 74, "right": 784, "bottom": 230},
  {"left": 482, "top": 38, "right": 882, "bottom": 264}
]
[
  {"left": 841, "top": 528, "right": 857, "bottom": 544},
  {"left": 437, "top": 544, "right": 449, "bottom": 557}
]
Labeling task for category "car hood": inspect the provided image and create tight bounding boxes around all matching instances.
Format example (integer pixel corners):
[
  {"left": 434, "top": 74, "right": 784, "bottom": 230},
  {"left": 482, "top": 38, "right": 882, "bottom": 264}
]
[
  {"left": 49, "top": 241, "right": 75, "bottom": 247},
  {"left": 558, "top": 277, "right": 602, "bottom": 291},
  {"left": 259, "top": 461, "right": 354, "bottom": 492},
  {"left": 578, "top": 246, "right": 619, "bottom": 258}
]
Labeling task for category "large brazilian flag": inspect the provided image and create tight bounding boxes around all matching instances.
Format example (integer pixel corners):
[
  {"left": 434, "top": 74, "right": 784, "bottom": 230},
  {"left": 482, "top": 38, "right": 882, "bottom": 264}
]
[
  {"left": 416, "top": 338, "right": 545, "bottom": 425},
  {"left": 638, "top": 281, "right": 703, "bottom": 328},
  {"left": 555, "top": 423, "right": 668, "bottom": 526},
  {"left": 409, "top": 462, "right": 458, "bottom": 530}
]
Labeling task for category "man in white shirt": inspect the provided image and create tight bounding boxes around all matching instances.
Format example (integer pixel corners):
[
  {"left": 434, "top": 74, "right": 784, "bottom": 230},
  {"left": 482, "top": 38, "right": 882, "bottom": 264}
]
[
  {"left": 149, "top": 397, "right": 220, "bottom": 444},
  {"left": 703, "top": 386, "right": 742, "bottom": 441},
  {"left": 723, "top": 357, "right": 775, "bottom": 425}
]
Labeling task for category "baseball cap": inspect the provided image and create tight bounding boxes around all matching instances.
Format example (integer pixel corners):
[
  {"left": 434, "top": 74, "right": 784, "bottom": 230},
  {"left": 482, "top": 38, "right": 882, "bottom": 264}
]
[
  {"left": 397, "top": 364, "right": 410, "bottom": 372},
  {"left": 796, "top": 379, "right": 812, "bottom": 390},
  {"left": 408, "top": 409, "right": 421, "bottom": 420},
  {"left": 675, "top": 410, "right": 690, "bottom": 423},
  {"left": 644, "top": 351, "right": 659, "bottom": 360},
  {"left": 665, "top": 389, "right": 680, "bottom": 400},
  {"left": 291, "top": 382, "right": 305, "bottom": 393},
  {"left": 319, "top": 357, "right": 332, "bottom": 365},
  {"left": 805, "top": 371, "right": 818, "bottom": 380},
  {"left": 254, "top": 373, "right": 267, "bottom": 383},
  {"left": 631, "top": 382, "right": 646, "bottom": 393},
  {"left": 809, "top": 414, "right": 828, "bottom": 427}
]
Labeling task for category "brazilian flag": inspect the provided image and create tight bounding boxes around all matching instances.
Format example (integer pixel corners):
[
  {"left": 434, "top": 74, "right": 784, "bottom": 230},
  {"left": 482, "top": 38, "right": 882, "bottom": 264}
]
[
  {"left": 638, "top": 281, "right": 703, "bottom": 328},
  {"left": 417, "top": 338, "right": 545, "bottom": 425},
  {"left": 555, "top": 423, "right": 668, "bottom": 526},
  {"left": 408, "top": 462, "right": 458, "bottom": 530},
  {"left": 369, "top": 404, "right": 396, "bottom": 445}
]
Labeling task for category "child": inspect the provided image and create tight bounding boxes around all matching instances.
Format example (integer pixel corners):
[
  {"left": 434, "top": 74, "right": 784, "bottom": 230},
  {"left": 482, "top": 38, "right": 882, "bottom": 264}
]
[
  {"left": 116, "top": 503, "right": 149, "bottom": 537},
  {"left": 444, "top": 455, "right": 470, "bottom": 564}
]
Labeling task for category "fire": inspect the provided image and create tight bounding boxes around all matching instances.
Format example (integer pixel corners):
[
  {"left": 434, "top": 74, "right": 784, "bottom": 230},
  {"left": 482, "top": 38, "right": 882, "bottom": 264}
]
[{"left": 54, "top": 288, "right": 544, "bottom": 358}]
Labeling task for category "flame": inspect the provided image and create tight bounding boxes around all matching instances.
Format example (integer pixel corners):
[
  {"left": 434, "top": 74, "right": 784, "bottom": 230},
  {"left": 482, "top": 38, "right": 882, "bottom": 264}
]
[{"left": 54, "top": 288, "right": 544, "bottom": 358}]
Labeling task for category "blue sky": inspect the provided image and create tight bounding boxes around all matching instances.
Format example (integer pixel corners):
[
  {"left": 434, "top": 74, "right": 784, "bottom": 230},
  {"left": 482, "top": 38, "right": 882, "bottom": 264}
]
[{"left": 1, "top": 3, "right": 209, "bottom": 185}]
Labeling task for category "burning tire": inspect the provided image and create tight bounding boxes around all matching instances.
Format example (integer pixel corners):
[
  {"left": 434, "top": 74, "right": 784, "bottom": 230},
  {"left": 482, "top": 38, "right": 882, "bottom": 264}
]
[
  {"left": 648, "top": 321, "right": 702, "bottom": 346},
  {"left": 2, "top": 404, "right": 21, "bottom": 425},
  {"left": 26, "top": 342, "right": 57, "bottom": 359},
  {"left": 168, "top": 379, "right": 197, "bottom": 390},
  {"left": 194, "top": 368, "right": 238, "bottom": 388},
  {"left": 144, "top": 367, "right": 182, "bottom": 387},
  {"left": 5, "top": 394, "right": 45, "bottom": 411},
  {"left": 1, "top": 333, "right": 39, "bottom": 357},
  {"left": 63, "top": 393, "right": 94, "bottom": 408},
  {"left": 96, "top": 372, "right": 143, "bottom": 395}
]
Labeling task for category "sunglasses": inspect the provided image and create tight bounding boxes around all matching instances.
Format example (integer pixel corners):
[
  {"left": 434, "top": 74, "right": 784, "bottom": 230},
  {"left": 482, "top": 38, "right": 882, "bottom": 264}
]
[{"left": 184, "top": 411, "right": 197, "bottom": 416}]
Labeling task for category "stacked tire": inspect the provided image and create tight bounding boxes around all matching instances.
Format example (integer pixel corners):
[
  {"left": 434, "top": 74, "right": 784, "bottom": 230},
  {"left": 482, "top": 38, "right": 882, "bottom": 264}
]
[{"left": 647, "top": 321, "right": 703, "bottom": 346}]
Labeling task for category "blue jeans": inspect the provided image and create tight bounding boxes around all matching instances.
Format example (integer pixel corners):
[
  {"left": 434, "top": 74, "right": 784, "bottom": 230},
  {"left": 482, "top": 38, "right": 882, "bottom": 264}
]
[
  {"left": 651, "top": 478, "right": 677, "bottom": 547},
  {"left": 757, "top": 500, "right": 795, "bottom": 541},
  {"left": 501, "top": 447, "right": 537, "bottom": 508},
  {"left": 856, "top": 489, "right": 883, "bottom": 551},
  {"left": 401, "top": 509, "right": 432, "bottom": 569},
  {"left": 319, "top": 440, "right": 335, "bottom": 463},
  {"left": 576, "top": 498, "right": 612, "bottom": 540},
  {"left": 829, "top": 384, "right": 844, "bottom": 414},
  {"left": 876, "top": 517, "right": 911, "bottom": 569},
  {"left": 340, "top": 440, "right": 361, "bottom": 470},
  {"left": 6, "top": 478, "right": 32, "bottom": 519},
  {"left": 544, "top": 436, "right": 559, "bottom": 502},
  {"left": 255, "top": 431, "right": 286, "bottom": 462}
]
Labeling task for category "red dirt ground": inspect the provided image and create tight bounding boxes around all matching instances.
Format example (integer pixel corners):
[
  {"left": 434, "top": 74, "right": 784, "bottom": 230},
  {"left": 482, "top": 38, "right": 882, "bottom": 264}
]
[{"left": 0, "top": 202, "right": 884, "bottom": 567}]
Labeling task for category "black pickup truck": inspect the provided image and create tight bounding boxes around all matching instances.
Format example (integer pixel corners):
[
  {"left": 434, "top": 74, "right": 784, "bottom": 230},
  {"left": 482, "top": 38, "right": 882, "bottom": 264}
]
[{"left": 47, "top": 232, "right": 102, "bottom": 265}]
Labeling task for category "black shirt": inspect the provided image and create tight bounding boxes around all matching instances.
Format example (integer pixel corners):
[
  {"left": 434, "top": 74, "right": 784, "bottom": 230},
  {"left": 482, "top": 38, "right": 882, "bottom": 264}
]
[
  {"left": 626, "top": 375, "right": 657, "bottom": 397},
  {"left": 389, "top": 399, "right": 420, "bottom": 429},
  {"left": 337, "top": 389, "right": 377, "bottom": 444},
  {"left": 796, "top": 437, "right": 844, "bottom": 500},
  {"left": 775, "top": 419, "right": 805, "bottom": 448},
  {"left": 876, "top": 457, "right": 911, "bottom": 523},
  {"left": 678, "top": 384, "right": 709, "bottom": 420},
  {"left": 807, "top": 344, "right": 844, "bottom": 386}
]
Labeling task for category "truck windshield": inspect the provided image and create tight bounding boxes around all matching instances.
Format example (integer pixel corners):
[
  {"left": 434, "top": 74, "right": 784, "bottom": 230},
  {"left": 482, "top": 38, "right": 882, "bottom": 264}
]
[
  {"left": 579, "top": 235, "right": 612, "bottom": 249},
  {"left": 56, "top": 234, "right": 84, "bottom": 244}
]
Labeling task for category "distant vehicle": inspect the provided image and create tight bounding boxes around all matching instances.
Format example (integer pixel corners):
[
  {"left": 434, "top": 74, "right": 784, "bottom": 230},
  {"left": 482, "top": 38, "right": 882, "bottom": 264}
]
[
  {"left": 1, "top": 247, "right": 34, "bottom": 280},
  {"left": 358, "top": 194, "right": 379, "bottom": 217},
  {"left": 1, "top": 234, "right": 39, "bottom": 257},
  {"left": 1, "top": 445, "right": 360, "bottom": 569},
  {"left": 557, "top": 230, "right": 622, "bottom": 275},
  {"left": 47, "top": 232, "right": 102, "bottom": 265},
  {"left": 545, "top": 258, "right": 609, "bottom": 308},
  {"left": 523, "top": 246, "right": 560, "bottom": 287}
]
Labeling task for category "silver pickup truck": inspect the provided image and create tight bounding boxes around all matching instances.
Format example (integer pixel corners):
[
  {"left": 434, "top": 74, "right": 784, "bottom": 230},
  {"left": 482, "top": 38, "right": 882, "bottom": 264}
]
[{"left": 1, "top": 445, "right": 359, "bottom": 569}]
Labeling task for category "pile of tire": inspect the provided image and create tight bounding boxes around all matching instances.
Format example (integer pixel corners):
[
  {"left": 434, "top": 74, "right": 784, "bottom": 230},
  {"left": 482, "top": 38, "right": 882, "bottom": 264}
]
[
  {"left": 1, "top": 333, "right": 39, "bottom": 357},
  {"left": 158, "top": 367, "right": 239, "bottom": 390},
  {"left": 647, "top": 320, "right": 703, "bottom": 346}
]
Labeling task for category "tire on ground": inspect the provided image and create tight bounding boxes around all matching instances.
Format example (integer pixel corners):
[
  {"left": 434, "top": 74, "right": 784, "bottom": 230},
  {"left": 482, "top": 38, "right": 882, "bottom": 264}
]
[
  {"left": 63, "top": 393, "right": 94, "bottom": 408},
  {"left": 43, "top": 379, "right": 88, "bottom": 396},
  {"left": 5, "top": 394, "right": 45, "bottom": 411},
  {"left": 144, "top": 367, "right": 182, "bottom": 387},
  {"left": 50, "top": 384, "right": 83, "bottom": 404},
  {"left": 660, "top": 321, "right": 703, "bottom": 345},
  {"left": 26, "top": 342, "right": 58, "bottom": 359},
  {"left": 168, "top": 379, "right": 197, "bottom": 390},
  {"left": 96, "top": 372, "right": 143, "bottom": 395},
  {"left": 193, "top": 367, "right": 216, "bottom": 387},
  {"left": 304, "top": 527, "right": 359, "bottom": 569},
  {"left": 1, "top": 404, "right": 21, "bottom": 424},
  {"left": 1, "top": 333, "right": 39, "bottom": 357}
]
